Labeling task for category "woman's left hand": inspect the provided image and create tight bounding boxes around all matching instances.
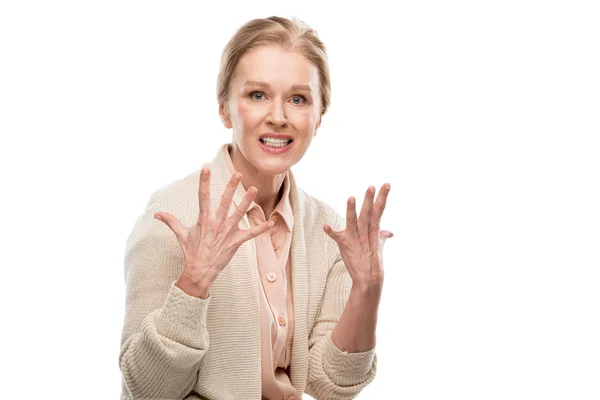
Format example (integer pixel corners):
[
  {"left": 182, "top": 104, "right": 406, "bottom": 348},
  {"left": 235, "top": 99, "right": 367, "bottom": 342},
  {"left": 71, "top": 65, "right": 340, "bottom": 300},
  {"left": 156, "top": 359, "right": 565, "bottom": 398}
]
[{"left": 323, "top": 184, "right": 393, "bottom": 292}]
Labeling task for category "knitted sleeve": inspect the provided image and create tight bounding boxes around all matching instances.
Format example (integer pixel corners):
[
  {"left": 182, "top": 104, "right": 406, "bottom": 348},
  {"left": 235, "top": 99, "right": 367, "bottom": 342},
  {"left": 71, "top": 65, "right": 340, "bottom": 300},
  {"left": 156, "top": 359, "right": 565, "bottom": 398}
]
[
  {"left": 119, "top": 200, "right": 210, "bottom": 400},
  {"left": 305, "top": 205, "right": 377, "bottom": 399}
]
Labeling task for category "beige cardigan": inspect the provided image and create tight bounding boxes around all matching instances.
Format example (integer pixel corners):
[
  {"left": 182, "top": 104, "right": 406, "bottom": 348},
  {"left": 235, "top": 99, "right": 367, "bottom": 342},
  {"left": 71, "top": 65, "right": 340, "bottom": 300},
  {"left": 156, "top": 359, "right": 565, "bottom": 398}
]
[{"left": 119, "top": 144, "right": 377, "bottom": 400}]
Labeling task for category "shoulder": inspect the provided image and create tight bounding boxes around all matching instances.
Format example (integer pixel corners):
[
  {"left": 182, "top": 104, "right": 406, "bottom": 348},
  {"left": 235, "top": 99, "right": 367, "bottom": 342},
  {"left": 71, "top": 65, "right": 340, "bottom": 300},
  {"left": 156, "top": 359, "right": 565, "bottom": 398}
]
[
  {"left": 145, "top": 165, "right": 209, "bottom": 224},
  {"left": 298, "top": 188, "right": 345, "bottom": 230},
  {"left": 294, "top": 186, "right": 346, "bottom": 249},
  {"left": 148, "top": 169, "right": 202, "bottom": 205},
  {"left": 294, "top": 187, "right": 346, "bottom": 268}
]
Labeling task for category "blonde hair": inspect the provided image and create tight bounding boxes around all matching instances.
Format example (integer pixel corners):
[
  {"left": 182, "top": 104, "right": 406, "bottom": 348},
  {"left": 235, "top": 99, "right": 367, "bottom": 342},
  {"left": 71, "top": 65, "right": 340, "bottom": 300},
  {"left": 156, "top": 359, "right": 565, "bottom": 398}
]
[{"left": 217, "top": 16, "right": 331, "bottom": 115}]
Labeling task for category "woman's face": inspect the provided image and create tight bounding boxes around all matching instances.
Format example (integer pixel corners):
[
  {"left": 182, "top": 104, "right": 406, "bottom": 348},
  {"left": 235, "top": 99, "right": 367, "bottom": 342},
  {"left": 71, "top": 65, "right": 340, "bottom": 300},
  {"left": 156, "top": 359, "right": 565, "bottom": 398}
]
[{"left": 219, "top": 45, "right": 322, "bottom": 176}]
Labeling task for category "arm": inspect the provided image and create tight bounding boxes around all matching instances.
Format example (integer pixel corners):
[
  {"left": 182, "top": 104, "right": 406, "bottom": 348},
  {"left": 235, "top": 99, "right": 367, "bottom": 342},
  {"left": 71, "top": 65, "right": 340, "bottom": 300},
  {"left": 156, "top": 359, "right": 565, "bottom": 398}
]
[
  {"left": 331, "top": 282, "right": 382, "bottom": 353},
  {"left": 305, "top": 210, "right": 378, "bottom": 399},
  {"left": 120, "top": 169, "right": 272, "bottom": 399},
  {"left": 305, "top": 255, "right": 377, "bottom": 399},
  {"left": 119, "top": 200, "right": 209, "bottom": 399},
  {"left": 306, "top": 181, "right": 392, "bottom": 399}
]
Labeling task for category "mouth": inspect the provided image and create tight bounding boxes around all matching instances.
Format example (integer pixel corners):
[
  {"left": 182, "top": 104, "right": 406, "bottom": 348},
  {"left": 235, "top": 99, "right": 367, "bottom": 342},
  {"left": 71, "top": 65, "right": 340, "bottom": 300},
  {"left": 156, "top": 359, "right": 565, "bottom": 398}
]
[
  {"left": 258, "top": 136, "right": 294, "bottom": 154},
  {"left": 259, "top": 137, "right": 293, "bottom": 148}
]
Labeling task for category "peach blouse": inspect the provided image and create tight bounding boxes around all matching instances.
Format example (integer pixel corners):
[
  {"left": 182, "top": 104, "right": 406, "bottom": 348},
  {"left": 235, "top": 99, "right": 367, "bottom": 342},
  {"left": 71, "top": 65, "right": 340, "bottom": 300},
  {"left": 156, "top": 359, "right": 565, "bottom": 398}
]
[{"left": 223, "top": 145, "right": 297, "bottom": 400}]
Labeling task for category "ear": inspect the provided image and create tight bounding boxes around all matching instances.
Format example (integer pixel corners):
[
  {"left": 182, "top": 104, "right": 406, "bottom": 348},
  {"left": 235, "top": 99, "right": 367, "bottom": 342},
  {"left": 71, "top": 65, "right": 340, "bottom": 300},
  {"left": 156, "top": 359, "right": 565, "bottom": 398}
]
[
  {"left": 219, "top": 103, "right": 232, "bottom": 129},
  {"left": 313, "top": 115, "right": 322, "bottom": 137}
]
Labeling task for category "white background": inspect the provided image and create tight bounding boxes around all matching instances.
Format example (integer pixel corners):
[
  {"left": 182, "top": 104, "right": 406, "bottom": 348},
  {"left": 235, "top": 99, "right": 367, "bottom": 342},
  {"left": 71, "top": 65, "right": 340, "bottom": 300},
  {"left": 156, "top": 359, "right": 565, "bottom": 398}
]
[{"left": 1, "top": 1, "right": 598, "bottom": 399}]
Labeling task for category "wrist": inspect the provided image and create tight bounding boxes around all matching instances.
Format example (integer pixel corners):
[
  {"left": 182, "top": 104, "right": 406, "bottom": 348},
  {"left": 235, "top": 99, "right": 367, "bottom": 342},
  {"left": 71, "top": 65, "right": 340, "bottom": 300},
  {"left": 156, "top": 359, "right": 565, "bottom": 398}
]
[
  {"left": 175, "top": 275, "right": 211, "bottom": 299},
  {"left": 351, "top": 280, "right": 383, "bottom": 298}
]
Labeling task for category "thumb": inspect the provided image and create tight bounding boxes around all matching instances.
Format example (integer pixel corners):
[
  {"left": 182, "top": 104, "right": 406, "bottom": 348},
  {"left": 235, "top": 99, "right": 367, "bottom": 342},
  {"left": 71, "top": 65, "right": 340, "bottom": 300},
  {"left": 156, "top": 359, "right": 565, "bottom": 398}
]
[
  {"left": 323, "top": 223, "right": 342, "bottom": 242},
  {"left": 379, "top": 230, "right": 394, "bottom": 243},
  {"left": 154, "top": 212, "right": 185, "bottom": 240}
]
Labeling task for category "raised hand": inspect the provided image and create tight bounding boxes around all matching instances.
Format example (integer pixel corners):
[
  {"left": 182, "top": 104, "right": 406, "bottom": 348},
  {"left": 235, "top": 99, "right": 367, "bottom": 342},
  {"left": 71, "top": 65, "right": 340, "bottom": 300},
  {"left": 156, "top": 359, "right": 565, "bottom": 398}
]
[
  {"left": 154, "top": 167, "right": 273, "bottom": 298},
  {"left": 323, "top": 184, "right": 393, "bottom": 291}
]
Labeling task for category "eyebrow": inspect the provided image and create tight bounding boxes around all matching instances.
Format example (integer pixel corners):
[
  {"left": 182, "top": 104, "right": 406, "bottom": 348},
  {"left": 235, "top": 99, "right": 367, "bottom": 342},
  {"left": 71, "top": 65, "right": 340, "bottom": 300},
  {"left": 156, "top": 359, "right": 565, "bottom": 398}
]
[{"left": 243, "top": 80, "right": 312, "bottom": 92}]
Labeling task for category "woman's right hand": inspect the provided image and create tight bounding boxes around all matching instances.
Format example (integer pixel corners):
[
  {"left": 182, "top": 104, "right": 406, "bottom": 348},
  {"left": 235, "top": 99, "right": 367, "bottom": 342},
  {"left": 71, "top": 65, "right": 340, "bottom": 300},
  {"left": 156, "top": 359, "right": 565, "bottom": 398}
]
[{"left": 153, "top": 167, "right": 273, "bottom": 298}]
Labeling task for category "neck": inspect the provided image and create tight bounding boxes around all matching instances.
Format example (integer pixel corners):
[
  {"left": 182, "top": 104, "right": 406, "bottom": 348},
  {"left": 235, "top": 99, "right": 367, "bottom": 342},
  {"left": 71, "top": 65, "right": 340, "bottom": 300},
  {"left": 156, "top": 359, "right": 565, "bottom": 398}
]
[{"left": 229, "top": 144, "right": 286, "bottom": 218}]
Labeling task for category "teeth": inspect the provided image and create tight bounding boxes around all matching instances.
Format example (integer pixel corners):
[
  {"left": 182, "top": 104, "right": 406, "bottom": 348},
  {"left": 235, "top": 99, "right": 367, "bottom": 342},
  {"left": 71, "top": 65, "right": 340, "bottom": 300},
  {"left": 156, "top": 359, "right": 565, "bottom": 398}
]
[{"left": 261, "top": 137, "right": 291, "bottom": 148}]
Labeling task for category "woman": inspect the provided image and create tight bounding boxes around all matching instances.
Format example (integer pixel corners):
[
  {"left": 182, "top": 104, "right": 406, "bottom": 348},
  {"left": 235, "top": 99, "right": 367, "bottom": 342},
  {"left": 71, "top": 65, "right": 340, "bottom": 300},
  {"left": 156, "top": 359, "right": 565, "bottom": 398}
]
[{"left": 119, "top": 16, "right": 392, "bottom": 400}]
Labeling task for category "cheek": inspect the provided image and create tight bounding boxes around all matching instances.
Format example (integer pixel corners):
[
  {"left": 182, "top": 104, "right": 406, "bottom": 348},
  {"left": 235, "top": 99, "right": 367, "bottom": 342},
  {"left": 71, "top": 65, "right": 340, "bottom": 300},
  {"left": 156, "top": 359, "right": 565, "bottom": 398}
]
[
  {"left": 289, "top": 112, "right": 317, "bottom": 129},
  {"left": 237, "top": 103, "right": 263, "bottom": 126}
]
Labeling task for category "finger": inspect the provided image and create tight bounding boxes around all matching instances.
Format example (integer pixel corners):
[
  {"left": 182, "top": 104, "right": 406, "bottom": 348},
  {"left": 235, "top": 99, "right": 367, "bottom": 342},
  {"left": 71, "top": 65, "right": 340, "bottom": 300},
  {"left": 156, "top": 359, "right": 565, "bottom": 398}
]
[
  {"left": 198, "top": 168, "right": 212, "bottom": 221},
  {"left": 229, "top": 186, "right": 257, "bottom": 227},
  {"left": 372, "top": 183, "right": 391, "bottom": 227},
  {"left": 369, "top": 184, "right": 391, "bottom": 252},
  {"left": 216, "top": 172, "right": 242, "bottom": 222},
  {"left": 345, "top": 197, "right": 358, "bottom": 235},
  {"left": 154, "top": 212, "right": 186, "bottom": 242},
  {"left": 358, "top": 186, "right": 376, "bottom": 243},
  {"left": 238, "top": 219, "right": 275, "bottom": 244}
]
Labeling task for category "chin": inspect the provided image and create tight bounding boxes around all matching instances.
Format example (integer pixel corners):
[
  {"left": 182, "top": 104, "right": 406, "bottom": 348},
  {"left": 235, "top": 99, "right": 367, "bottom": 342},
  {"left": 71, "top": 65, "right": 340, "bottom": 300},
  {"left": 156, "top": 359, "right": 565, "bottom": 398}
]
[{"left": 252, "top": 159, "right": 293, "bottom": 176}]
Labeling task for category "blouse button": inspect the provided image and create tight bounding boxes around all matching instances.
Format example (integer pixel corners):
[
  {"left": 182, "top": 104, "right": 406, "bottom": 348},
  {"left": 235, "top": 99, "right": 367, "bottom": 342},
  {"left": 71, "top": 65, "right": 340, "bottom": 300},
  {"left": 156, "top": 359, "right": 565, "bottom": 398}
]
[
  {"left": 273, "top": 360, "right": 278, "bottom": 369},
  {"left": 267, "top": 272, "right": 277, "bottom": 282},
  {"left": 288, "top": 396, "right": 296, "bottom": 400},
  {"left": 272, "top": 241, "right": 280, "bottom": 250},
  {"left": 278, "top": 315, "right": 286, "bottom": 326}
]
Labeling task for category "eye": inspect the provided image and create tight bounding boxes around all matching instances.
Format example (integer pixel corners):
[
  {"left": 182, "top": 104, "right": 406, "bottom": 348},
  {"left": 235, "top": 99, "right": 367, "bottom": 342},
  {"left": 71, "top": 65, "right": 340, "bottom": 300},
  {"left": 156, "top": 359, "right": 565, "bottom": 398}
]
[
  {"left": 249, "top": 91, "right": 265, "bottom": 101},
  {"left": 291, "top": 95, "right": 307, "bottom": 105},
  {"left": 248, "top": 91, "right": 307, "bottom": 105}
]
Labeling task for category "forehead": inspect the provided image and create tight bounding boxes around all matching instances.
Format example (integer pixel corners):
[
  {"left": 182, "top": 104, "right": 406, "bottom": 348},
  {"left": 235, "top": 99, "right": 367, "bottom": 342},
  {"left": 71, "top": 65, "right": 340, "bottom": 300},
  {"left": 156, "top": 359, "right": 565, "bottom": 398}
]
[{"left": 232, "top": 45, "right": 319, "bottom": 89}]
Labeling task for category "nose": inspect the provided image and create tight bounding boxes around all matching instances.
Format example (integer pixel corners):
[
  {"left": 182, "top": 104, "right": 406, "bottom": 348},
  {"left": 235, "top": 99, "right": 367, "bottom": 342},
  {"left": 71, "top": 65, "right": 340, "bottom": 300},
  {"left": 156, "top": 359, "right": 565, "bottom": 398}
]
[{"left": 266, "top": 99, "right": 287, "bottom": 127}]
